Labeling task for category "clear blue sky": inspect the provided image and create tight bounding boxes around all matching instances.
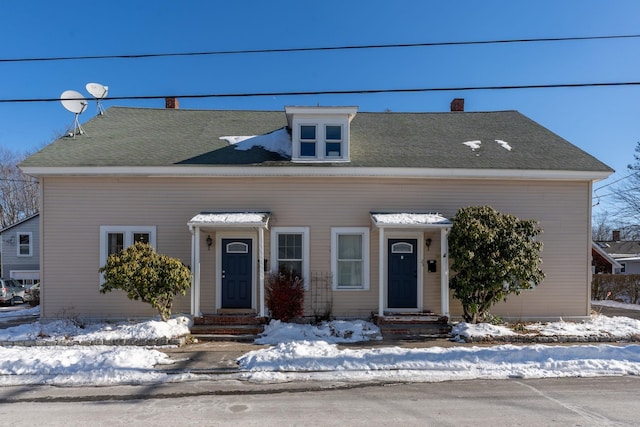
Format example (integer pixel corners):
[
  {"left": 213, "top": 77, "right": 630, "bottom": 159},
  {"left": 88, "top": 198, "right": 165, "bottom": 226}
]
[{"left": 2, "top": 1, "right": 639, "bottom": 213}]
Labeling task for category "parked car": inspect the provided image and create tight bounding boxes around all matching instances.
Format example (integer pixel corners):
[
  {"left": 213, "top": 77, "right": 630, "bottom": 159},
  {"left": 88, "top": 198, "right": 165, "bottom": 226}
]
[
  {"left": 24, "top": 282, "right": 40, "bottom": 306},
  {"left": 0, "top": 278, "right": 26, "bottom": 305}
]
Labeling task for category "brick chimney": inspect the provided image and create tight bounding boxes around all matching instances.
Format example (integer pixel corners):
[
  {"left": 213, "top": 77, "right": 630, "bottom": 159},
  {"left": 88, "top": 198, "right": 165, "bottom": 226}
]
[
  {"left": 450, "top": 98, "right": 464, "bottom": 112},
  {"left": 165, "top": 97, "right": 179, "bottom": 109},
  {"left": 612, "top": 230, "right": 621, "bottom": 241}
]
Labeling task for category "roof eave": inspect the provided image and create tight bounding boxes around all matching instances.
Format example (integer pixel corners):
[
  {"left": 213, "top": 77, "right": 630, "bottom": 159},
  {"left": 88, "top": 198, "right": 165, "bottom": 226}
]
[{"left": 20, "top": 166, "right": 613, "bottom": 181}]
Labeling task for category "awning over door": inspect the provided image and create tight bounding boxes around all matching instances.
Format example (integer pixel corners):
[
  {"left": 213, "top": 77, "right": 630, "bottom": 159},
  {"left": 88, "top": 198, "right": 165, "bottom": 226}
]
[
  {"left": 370, "top": 212, "right": 452, "bottom": 317},
  {"left": 188, "top": 212, "right": 271, "bottom": 317},
  {"left": 188, "top": 212, "right": 271, "bottom": 229},
  {"left": 371, "top": 212, "right": 451, "bottom": 228}
]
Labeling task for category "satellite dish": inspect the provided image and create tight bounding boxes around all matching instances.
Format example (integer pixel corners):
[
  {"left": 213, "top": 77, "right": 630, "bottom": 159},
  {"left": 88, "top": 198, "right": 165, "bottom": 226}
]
[
  {"left": 85, "top": 83, "right": 108, "bottom": 115},
  {"left": 60, "top": 90, "right": 88, "bottom": 137}
]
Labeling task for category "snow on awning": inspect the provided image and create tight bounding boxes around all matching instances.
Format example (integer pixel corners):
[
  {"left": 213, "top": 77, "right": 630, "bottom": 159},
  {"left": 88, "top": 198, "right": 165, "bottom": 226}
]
[
  {"left": 188, "top": 212, "right": 271, "bottom": 229},
  {"left": 370, "top": 212, "right": 452, "bottom": 228}
]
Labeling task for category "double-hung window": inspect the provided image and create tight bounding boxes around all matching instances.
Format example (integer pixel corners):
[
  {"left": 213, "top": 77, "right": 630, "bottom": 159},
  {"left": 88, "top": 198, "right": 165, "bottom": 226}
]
[
  {"left": 17, "top": 232, "right": 32, "bottom": 257},
  {"left": 331, "top": 227, "right": 369, "bottom": 290},
  {"left": 299, "top": 125, "right": 317, "bottom": 157},
  {"left": 271, "top": 227, "right": 309, "bottom": 289},
  {"left": 99, "top": 226, "right": 156, "bottom": 283}
]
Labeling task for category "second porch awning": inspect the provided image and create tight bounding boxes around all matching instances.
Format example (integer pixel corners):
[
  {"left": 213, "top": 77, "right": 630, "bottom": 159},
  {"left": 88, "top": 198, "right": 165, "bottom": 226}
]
[{"left": 370, "top": 212, "right": 452, "bottom": 228}]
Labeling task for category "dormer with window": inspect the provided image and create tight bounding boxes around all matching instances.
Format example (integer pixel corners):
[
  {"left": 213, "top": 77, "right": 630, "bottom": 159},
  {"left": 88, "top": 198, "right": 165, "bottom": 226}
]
[{"left": 285, "top": 106, "right": 358, "bottom": 163}]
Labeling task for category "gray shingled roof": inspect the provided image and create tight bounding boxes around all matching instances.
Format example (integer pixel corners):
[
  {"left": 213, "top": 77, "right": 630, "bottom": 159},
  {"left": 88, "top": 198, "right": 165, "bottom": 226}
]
[{"left": 21, "top": 106, "right": 612, "bottom": 172}]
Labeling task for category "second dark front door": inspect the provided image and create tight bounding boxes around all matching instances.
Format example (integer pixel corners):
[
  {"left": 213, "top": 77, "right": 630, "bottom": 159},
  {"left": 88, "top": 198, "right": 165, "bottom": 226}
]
[
  {"left": 221, "top": 238, "right": 252, "bottom": 309},
  {"left": 387, "top": 238, "right": 418, "bottom": 309}
]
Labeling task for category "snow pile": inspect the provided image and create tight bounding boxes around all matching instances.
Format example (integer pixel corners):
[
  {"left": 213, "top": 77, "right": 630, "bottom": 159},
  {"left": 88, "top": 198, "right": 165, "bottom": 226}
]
[
  {"left": 222, "top": 127, "right": 291, "bottom": 157},
  {"left": 255, "top": 319, "right": 382, "bottom": 345},
  {"left": 238, "top": 342, "right": 640, "bottom": 383},
  {"left": 0, "top": 315, "right": 191, "bottom": 342},
  {"left": 0, "top": 346, "right": 182, "bottom": 386}
]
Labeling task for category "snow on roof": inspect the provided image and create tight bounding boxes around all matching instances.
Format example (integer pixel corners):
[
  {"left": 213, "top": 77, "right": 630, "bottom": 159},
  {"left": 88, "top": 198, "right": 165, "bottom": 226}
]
[
  {"left": 371, "top": 213, "right": 452, "bottom": 227},
  {"left": 462, "top": 140, "right": 481, "bottom": 151},
  {"left": 221, "top": 127, "right": 291, "bottom": 157},
  {"left": 496, "top": 139, "right": 512, "bottom": 151},
  {"left": 188, "top": 212, "right": 270, "bottom": 228}
]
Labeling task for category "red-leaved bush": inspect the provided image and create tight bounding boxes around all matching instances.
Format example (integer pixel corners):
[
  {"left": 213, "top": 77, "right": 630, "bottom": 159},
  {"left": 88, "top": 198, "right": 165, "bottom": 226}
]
[{"left": 265, "top": 271, "right": 304, "bottom": 322}]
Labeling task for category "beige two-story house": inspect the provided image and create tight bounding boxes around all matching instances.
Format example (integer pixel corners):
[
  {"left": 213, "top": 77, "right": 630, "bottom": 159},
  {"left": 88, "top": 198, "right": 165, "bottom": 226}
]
[{"left": 20, "top": 99, "right": 613, "bottom": 322}]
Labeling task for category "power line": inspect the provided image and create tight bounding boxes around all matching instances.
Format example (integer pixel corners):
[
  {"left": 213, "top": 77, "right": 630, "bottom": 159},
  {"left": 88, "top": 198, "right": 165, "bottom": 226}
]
[
  {"left": 1, "top": 81, "right": 639, "bottom": 104},
  {"left": 1, "top": 34, "right": 639, "bottom": 63}
]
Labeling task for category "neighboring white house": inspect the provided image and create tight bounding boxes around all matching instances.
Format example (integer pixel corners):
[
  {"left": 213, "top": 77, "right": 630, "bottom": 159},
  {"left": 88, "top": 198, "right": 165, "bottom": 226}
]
[{"left": 0, "top": 213, "right": 40, "bottom": 285}]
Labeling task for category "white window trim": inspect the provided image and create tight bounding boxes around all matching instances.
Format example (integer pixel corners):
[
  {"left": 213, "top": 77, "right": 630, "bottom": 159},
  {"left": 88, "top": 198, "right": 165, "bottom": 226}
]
[
  {"left": 289, "top": 114, "right": 352, "bottom": 163},
  {"left": 16, "top": 232, "right": 33, "bottom": 257},
  {"left": 270, "top": 227, "right": 310, "bottom": 290},
  {"left": 331, "top": 227, "right": 370, "bottom": 291},
  {"left": 99, "top": 226, "right": 157, "bottom": 285}
]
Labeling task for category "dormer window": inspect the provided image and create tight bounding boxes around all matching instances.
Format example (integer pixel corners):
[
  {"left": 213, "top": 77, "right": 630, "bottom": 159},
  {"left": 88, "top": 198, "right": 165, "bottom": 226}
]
[
  {"left": 300, "top": 125, "right": 317, "bottom": 157},
  {"left": 325, "top": 125, "right": 342, "bottom": 157},
  {"left": 286, "top": 106, "right": 357, "bottom": 163}
]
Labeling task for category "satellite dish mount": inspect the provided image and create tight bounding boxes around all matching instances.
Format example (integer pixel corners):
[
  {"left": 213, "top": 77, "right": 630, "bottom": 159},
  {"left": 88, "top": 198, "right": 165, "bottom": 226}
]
[
  {"left": 60, "top": 90, "right": 88, "bottom": 137},
  {"left": 85, "top": 83, "right": 109, "bottom": 115}
]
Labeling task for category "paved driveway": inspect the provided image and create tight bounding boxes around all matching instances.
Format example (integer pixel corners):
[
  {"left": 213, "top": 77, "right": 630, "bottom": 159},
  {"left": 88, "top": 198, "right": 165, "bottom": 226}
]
[{"left": 595, "top": 304, "right": 640, "bottom": 320}]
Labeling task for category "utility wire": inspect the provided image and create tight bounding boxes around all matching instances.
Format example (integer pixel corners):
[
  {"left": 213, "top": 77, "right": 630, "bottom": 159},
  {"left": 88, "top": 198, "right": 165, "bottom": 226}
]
[
  {"left": 1, "top": 34, "right": 639, "bottom": 63},
  {"left": 1, "top": 81, "right": 640, "bottom": 104}
]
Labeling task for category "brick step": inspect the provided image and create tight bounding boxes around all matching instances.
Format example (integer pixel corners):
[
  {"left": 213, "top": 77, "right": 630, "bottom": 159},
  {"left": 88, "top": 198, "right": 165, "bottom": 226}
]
[
  {"left": 374, "top": 313, "right": 449, "bottom": 325},
  {"left": 378, "top": 323, "right": 452, "bottom": 339},
  {"left": 190, "top": 324, "right": 265, "bottom": 335},
  {"left": 193, "top": 314, "right": 268, "bottom": 326}
]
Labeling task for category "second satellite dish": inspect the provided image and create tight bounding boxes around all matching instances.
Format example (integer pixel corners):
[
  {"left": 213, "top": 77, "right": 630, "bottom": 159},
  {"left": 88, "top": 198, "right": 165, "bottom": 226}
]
[
  {"left": 86, "top": 83, "right": 108, "bottom": 115},
  {"left": 60, "top": 90, "right": 88, "bottom": 137}
]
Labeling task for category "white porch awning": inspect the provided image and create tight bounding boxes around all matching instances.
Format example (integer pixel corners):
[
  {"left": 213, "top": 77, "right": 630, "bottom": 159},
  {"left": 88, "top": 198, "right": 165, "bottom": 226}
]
[
  {"left": 371, "top": 212, "right": 451, "bottom": 228},
  {"left": 370, "top": 212, "right": 452, "bottom": 318},
  {"left": 187, "top": 212, "right": 270, "bottom": 318},
  {"left": 188, "top": 212, "right": 270, "bottom": 229}
]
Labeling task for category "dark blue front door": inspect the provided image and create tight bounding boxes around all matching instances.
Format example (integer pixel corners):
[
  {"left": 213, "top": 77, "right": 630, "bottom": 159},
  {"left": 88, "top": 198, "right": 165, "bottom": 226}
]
[
  {"left": 221, "top": 238, "right": 252, "bottom": 309},
  {"left": 388, "top": 239, "right": 418, "bottom": 308}
]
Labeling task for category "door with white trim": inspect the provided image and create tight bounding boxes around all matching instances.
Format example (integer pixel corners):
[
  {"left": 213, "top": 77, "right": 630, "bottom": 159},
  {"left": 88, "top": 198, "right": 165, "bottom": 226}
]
[
  {"left": 387, "top": 238, "right": 418, "bottom": 308},
  {"left": 221, "top": 238, "right": 252, "bottom": 308}
]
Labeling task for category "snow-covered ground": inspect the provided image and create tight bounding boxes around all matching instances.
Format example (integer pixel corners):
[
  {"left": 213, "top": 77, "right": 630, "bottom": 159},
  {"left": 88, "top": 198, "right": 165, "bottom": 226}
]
[{"left": 0, "top": 302, "right": 639, "bottom": 387}]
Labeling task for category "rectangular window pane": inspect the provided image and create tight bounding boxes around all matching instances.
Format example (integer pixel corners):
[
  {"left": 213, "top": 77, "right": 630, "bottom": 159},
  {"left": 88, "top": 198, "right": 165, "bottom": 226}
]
[
  {"left": 19, "top": 246, "right": 30, "bottom": 255},
  {"left": 107, "top": 233, "right": 124, "bottom": 255},
  {"left": 300, "top": 141, "right": 316, "bottom": 156},
  {"left": 19, "top": 234, "right": 30, "bottom": 245},
  {"left": 326, "top": 125, "right": 342, "bottom": 140},
  {"left": 278, "top": 234, "right": 302, "bottom": 259},
  {"left": 326, "top": 142, "right": 342, "bottom": 157},
  {"left": 278, "top": 260, "right": 303, "bottom": 277},
  {"left": 338, "top": 234, "right": 362, "bottom": 259},
  {"left": 338, "top": 260, "right": 362, "bottom": 286},
  {"left": 133, "top": 233, "right": 150, "bottom": 244},
  {"left": 300, "top": 125, "right": 316, "bottom": 140}
]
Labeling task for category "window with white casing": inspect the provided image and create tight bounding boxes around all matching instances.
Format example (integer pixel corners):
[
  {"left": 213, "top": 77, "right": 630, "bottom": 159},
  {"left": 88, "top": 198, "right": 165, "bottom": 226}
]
[
  {"left": 271, "top": 227, "right": 310, "bottom": 289},
  {"left": 331, "top": 227, "right": 370, "bottom": 290},
  {"left": 17, "top": 232, "right": 32, "bottom": 257},
  {"left": 99, "top": 226, "right": 157, "bottom": 285}
]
